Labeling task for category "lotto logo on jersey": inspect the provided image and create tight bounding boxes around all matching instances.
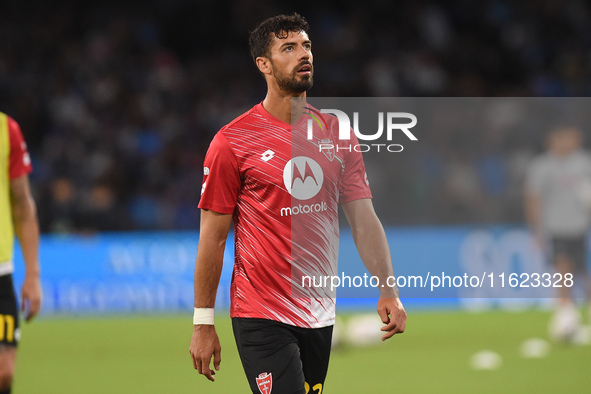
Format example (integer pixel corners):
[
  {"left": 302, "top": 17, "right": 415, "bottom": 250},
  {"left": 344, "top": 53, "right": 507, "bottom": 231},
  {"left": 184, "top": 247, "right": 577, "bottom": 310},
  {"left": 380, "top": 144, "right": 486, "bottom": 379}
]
[
  {"left": 256, "top": 372, "right": 272, "bottom": 394},
  {"left": 283, "top": 156, "right": 324, "bottom": 200}
]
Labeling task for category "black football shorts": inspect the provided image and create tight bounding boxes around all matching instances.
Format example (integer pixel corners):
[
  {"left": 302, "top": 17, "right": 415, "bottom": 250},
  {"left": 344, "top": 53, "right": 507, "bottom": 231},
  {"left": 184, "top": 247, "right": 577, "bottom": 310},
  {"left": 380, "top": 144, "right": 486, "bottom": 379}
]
[
  {"left": 232, "top": 317, "right": 333, "bottom": 394},
  {"left": 551, "top": 236, "right": 587, "bottom": 273},
  {"left": 0, "top": 274, "right": 19, "bottom": 347}
]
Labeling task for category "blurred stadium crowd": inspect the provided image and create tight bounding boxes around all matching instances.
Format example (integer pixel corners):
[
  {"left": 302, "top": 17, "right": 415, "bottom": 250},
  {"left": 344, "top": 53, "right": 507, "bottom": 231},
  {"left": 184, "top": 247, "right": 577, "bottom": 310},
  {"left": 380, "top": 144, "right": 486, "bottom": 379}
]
[{"left": 1, "top": 0, "right": 590, "bottom": 232}]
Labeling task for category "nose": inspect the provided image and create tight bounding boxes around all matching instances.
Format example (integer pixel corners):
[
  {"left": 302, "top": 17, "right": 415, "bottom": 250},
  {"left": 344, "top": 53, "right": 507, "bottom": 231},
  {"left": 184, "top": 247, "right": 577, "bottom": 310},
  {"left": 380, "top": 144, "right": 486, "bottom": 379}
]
[{"left": 298, "top": 45, "right": 311, "bottom": 62}]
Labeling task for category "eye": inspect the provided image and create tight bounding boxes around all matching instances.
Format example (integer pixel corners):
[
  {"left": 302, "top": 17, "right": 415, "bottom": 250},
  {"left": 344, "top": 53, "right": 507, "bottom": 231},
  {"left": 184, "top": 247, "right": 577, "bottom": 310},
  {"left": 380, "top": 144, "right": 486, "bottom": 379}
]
[
  {"left": 284, "top": 46, "right": 293, "bottom": 52},
  {"left": 304, "top": 44, "right": 311, "bottom": 50}
]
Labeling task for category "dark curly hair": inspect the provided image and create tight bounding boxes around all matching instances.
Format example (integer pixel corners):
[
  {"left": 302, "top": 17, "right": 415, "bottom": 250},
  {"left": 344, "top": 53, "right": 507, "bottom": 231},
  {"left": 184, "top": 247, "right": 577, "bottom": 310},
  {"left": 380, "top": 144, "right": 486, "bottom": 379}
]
[{"left": 249, "top": 13, "right": 310, "bottom": 63}]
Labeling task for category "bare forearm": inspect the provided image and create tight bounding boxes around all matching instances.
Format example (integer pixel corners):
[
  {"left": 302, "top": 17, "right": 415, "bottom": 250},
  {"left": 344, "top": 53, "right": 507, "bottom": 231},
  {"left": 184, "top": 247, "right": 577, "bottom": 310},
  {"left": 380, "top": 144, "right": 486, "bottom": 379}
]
[
  {"left": 11, "top": 188, "right": 40, "bottom": 278},
  {"left": 194, "top": 210, "right": 232, "bottom": 308},
  {"left": 194, "top": 237, "right": 225, "bottom": 308},
  {"left": 343, "top": 199, "right": 398, "bottom": 297},
  {"left": 352, "top": 217, "right": 398, "bottom": 297}
]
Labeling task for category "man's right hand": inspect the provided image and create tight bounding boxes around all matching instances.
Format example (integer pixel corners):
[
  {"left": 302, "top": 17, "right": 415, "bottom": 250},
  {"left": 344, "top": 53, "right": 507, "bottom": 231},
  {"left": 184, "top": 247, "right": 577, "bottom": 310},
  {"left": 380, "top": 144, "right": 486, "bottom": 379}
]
[
  {"left": 21, "top": 274, "right": 42, "bottom": 322},
  {"left": 190, "top": 325, "right": 222, "bottom": 382}
]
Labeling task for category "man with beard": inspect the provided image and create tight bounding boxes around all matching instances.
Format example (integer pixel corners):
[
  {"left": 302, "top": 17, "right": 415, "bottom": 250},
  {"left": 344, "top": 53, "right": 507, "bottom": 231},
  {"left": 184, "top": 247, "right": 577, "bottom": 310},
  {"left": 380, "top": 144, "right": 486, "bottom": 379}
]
[{"left": 189, "top": 13, "right": 406, "bottom": 393}]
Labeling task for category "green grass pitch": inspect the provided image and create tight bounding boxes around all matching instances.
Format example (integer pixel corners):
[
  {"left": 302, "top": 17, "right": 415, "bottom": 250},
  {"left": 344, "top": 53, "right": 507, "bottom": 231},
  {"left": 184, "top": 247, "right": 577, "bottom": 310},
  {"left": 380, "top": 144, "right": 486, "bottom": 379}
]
[{"left": 13, "top": 309, "right": 591, "bottom": 393}]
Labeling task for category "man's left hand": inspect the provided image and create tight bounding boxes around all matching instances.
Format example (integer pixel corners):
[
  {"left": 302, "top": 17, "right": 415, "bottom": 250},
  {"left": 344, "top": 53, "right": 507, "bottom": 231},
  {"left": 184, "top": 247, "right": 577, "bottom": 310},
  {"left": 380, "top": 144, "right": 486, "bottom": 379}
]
[{"left": 377, "top": 297, "right": 406, "bottom": 341}]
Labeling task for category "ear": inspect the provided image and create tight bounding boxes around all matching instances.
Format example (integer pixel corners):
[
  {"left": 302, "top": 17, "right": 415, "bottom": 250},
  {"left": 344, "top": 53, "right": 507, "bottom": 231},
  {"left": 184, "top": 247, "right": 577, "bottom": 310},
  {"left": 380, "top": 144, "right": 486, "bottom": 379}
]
[{"left": 256, "top": 56, "right": 272, "bottom": 76}]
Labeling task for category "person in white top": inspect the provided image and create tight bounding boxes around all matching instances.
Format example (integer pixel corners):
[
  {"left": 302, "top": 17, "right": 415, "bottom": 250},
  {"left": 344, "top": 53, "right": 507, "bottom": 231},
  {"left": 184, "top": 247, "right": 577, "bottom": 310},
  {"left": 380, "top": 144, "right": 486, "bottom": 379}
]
[{"left": 525, "top": 126, "right": 591, "bottom": 341}]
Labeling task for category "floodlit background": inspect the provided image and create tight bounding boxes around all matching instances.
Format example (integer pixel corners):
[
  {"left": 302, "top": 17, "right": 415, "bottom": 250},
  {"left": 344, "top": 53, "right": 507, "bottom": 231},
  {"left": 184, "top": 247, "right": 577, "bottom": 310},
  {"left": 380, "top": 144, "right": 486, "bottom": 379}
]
[{"left": 2, "top": 0, "right": 591, "bottom": 392}]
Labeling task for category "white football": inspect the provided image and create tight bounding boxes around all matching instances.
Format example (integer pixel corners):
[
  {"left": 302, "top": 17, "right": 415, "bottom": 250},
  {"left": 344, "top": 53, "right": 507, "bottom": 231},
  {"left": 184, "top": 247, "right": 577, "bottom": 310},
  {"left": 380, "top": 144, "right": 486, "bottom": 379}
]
[
  {"left": 331, "top": 316, "right": 345, "bottom": 350},
  {"left": 548, "top": 306, "right": 581, "bottom": 342},
  {"left": 572, "top": 325, "right": 591, "bottom": 346},
  {"left": 520, "top": 338, "right": 550, "bottom": 358},
  {"left": 470, "top": 350, "right": 502, "bottom": 371},
  {"left": 345, "top": 314, "right": 384, "bottom": 347}
]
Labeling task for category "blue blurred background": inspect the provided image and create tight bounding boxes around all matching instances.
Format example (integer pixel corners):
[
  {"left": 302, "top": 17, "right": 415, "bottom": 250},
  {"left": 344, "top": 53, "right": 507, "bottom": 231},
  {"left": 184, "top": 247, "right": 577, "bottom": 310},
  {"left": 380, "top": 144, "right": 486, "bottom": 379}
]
[{"left": 4, "top": 0, "right": 591, "bottom": 315}]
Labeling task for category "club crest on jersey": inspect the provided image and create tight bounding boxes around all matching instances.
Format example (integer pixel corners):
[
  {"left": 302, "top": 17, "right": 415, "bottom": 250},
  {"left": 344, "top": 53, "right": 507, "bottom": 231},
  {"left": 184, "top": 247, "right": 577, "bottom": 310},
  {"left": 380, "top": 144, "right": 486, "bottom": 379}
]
[
  {"left": 256, "top": 372, "right": 272, "bottom": 394},
  {"left": 319, "top": 138, "right": 334, "bottom": 162}
]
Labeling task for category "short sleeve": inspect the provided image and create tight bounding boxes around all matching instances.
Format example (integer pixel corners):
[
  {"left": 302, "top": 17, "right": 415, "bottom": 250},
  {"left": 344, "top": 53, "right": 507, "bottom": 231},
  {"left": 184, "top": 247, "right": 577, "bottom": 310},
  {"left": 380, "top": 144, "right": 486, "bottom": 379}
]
[
  {"left": 525, "top": 157, "right": 545, "bottom": 195},
  {"left": 8, "top": 116, "right": 32, "bottom": 179},
  {"left": 198, "top": 132, "right": 241, "bottom": 214},
  {"left": 339, "top": 134, "right": 373, "bottom": 203}
]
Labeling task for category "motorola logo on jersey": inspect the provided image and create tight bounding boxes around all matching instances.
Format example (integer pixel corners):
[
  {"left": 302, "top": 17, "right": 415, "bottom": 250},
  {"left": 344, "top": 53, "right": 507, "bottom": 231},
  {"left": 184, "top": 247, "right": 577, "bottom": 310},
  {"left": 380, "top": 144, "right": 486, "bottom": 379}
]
[{"left": 283, "top": 156, "right": 324, "bottom": 200}]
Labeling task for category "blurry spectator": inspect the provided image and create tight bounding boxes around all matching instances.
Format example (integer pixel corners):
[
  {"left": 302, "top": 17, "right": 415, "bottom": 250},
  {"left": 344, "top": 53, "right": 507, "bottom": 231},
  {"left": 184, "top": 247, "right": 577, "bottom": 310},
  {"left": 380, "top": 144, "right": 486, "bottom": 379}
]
[
  {"left": 78, "top": 184, "right": 125, "bottom": 233},
  {"left": 1, "top": 1, "right": 591, "bottom": 231},
  {"left": 41, "top": 177, "right": 78, "bottom": 233}
]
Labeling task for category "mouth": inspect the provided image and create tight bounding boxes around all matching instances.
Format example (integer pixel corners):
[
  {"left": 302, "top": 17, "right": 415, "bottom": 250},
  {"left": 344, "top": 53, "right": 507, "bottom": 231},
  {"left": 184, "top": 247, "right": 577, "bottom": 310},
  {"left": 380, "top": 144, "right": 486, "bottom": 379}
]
[{"left": 297, "top": 64, "right": 312, "bottom": 75}]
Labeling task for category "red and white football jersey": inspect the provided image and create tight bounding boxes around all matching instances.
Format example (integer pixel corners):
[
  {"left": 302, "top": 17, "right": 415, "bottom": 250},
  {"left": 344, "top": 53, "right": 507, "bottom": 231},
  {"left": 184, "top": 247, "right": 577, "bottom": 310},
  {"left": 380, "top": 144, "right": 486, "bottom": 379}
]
[{"left": 198, "top": 103, "right": 371, "bottom": 328}]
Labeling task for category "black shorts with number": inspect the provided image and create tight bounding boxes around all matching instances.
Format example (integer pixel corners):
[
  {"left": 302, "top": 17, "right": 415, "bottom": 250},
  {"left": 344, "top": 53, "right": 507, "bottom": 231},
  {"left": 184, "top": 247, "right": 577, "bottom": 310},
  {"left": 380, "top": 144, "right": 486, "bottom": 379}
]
[
  {"left": 232, "top": 317, "right": 333, "bottom": 394},
  {"left": 0, "top": 274, "right": 19, "bottom": 347},
  {"left": 551, "top": 236, "right": 587, "bottom": 273}
]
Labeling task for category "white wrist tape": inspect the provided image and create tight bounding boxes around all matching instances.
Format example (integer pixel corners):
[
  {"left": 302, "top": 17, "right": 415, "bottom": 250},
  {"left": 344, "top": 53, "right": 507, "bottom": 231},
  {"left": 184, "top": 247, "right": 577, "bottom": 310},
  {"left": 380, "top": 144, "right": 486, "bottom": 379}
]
[{"left": 193, "top": 308, "right": 214, "bottom": 325}]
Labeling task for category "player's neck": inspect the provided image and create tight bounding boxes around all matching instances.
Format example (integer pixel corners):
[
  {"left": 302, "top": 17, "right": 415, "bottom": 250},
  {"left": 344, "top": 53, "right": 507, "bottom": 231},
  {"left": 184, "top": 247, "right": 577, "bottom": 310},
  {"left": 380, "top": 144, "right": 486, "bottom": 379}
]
[{"left": 262, "top": 89, "right": 306, "bottom": 125}]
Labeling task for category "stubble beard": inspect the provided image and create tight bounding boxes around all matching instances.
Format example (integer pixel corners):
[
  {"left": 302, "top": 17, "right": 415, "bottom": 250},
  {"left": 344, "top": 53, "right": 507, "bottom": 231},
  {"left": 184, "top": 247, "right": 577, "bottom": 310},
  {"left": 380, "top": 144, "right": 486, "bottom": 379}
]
[{"left": 272, "top": 62, "right": 314, "bottom": 94}]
